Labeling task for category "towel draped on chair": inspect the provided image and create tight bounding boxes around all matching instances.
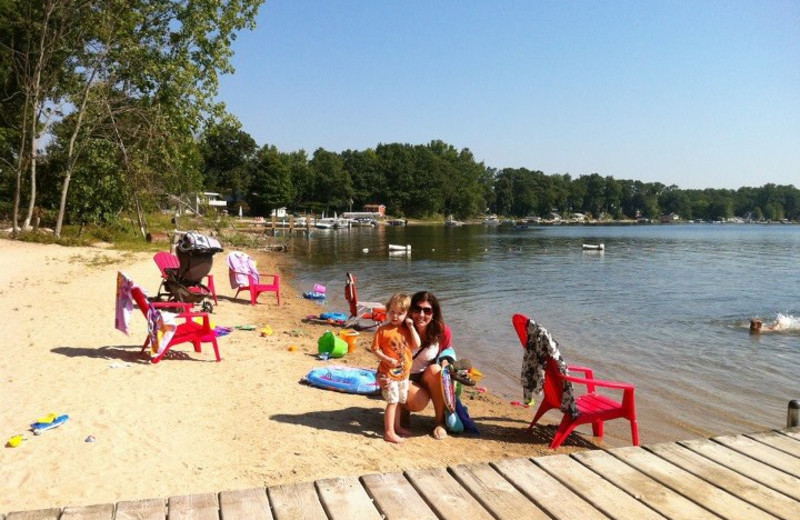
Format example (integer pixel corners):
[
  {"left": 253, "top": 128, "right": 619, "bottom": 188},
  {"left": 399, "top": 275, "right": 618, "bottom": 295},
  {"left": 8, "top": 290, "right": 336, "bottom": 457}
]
[{"left": 521, "top": 319, "right": 579, "bottom": 418}]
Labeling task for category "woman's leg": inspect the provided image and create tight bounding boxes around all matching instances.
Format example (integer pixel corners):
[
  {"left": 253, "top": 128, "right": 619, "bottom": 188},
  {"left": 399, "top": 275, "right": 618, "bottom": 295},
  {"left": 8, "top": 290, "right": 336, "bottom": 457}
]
[
  {"left": 421, "top": 363, "right": 447, "bottom": 438},
  {"left": 404, "top": 380, "right": 431, "bottom": 413}
]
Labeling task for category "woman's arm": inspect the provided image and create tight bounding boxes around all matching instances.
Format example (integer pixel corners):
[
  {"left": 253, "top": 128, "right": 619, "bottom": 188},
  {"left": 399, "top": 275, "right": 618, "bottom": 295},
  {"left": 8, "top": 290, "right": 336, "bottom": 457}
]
[{"left": 438, "top": 325, "right": 452, "bottom": 354}]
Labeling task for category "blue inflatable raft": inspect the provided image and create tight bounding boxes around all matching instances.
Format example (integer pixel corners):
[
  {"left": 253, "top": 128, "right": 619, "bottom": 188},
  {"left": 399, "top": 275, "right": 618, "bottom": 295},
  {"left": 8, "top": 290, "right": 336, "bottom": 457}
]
[
  {"left": 303, "top": 291, "right": 326, "bottom": 300},
  {"left": 303, "top": 366, "right": 380, "bottom": 395}
]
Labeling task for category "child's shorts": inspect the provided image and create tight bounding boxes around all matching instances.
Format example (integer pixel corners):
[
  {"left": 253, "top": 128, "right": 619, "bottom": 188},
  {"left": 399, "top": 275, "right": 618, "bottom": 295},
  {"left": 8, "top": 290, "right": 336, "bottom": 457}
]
[{"left": 381, "top": 378, "right": 409, "bottom": 404}]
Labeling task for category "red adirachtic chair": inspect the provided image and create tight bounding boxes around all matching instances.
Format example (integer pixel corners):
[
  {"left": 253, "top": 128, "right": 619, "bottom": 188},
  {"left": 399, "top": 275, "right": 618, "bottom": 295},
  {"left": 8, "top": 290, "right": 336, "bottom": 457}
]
[
  {"left": 153, "top": 251, "right": 217, "bottom": 304},
  {"left": 227, "top": 251, "right": 280, "bottom": 306},
  {"left": 512, "top": 313, "right": 639, "bottom": 449},
  {"left": 131, "top": 286, "right": 221, "bottom": 363}
]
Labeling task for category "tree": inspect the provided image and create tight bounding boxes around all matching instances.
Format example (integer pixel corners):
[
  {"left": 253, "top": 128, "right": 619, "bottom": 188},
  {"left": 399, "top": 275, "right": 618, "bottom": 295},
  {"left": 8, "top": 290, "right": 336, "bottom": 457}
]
[
  {"left": 247, "top": 144, "right": 294, "bottom": 217},
  {"left": 2, "top": 0, "right": 264, "bottom": 237},
  {"left": 199, "top": 118, "right": 256, "bottom": 196}
]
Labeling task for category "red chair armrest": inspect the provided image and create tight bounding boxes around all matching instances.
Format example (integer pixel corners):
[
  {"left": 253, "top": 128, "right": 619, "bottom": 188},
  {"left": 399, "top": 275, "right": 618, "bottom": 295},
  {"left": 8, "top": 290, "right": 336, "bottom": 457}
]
[
  {"left": 151, "top": 301, "right": 193, "bottom": 312},
  {"left": 561, "top": 373, "right": 635, "bottom": 391},
  {"left": 177, "top": 311, "right": 212, "bottom": 331},
  {"left": 566, "top": 365, "right": 595, "bottom": 379}
]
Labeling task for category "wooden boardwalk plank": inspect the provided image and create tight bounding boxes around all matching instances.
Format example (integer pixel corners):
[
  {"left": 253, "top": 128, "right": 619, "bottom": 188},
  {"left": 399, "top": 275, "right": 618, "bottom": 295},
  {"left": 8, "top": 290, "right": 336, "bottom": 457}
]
[
  {"left": 573, "top": 449, "right": 721, "bottom": 520},
  {"left": 5, "top": 511, "right": 61, "bottom": 520},
  {"left": 535, "top": 454, "right": 667, "bottom": 520},
  {"left": 647, "top": 443, "right": 800, "bottom": 520},
  {"left": 612, "top": 445, "right": 776, "bottom": 520},
  {"left": 115, "top": 498, "right": 166, "bottom": 520},
  {"left": 449, "top": 462, "right": 551, "bottom": 520},
  {"left": 59, "top": 503, "right": 114, "bottom": 520},
  {"left": 267, "top": 482, "right": 326, "bottom": 520},
  {"left": 779, "top": 427, "right": 800, "bottom": 441},
  {"left": 492, "top": 457, "right": 609, "bottom": 520},
  {"left": 405, "top": 466, "right": 495, "bottom": 520},
  {"left": 746, "top": 431, "right": 800, "bottom": 457},
  {"left": 315, "top": 476, "right": 382, "bottom": 520},
  {"left": 713, "top": 434, "right": 800, "bottom": 478},
  {"left": 219, "top": 488, "right": 272, "bottom": 520},
  {"left": 679, "top": 438, "right": 800, "bottom": 501},
  {"left": 360, "top": 472, "right": 438, "bottom": 520},
  {"left": 167, "top": 493, "right": 219, "bottom": 520}
]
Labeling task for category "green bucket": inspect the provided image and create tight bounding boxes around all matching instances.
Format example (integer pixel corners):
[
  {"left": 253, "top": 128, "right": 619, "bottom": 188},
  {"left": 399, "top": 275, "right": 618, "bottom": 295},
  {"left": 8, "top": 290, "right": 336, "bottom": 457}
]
[{"left": 317, "top": 331, "right": 348, "bottom": 358}]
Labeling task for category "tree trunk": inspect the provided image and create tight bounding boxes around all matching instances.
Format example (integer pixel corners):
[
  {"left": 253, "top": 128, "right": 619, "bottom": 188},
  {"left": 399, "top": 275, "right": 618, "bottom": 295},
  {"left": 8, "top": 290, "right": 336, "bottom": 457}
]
[{"left": 55, "top": 66, "right": 98, "bottom": 237}]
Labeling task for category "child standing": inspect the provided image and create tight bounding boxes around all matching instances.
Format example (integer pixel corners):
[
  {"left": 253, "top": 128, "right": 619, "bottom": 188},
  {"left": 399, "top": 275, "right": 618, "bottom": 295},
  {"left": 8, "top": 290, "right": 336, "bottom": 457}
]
[{"left": 371, "top": 293, "right": 421, "bottom": 443}]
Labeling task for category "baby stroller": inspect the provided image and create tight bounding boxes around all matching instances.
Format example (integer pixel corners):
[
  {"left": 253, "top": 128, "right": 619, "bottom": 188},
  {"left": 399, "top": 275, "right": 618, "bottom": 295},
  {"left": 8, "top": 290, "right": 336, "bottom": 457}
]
[{"left": 160, "top": 231, "right": 223, "bottom": 313}]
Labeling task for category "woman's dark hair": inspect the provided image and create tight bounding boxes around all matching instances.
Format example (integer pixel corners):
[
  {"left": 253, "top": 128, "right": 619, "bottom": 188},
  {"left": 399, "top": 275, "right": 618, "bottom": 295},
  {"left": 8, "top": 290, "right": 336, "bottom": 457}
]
[{"left": 411, "top": 291, "right": 444, "bottom": 347}]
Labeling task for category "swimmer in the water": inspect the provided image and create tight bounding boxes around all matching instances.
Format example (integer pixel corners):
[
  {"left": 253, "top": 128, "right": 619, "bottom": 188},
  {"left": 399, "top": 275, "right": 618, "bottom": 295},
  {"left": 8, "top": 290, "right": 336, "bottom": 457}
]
[{"left": 750, "top": 318, "right": 781, "bottom": 333}]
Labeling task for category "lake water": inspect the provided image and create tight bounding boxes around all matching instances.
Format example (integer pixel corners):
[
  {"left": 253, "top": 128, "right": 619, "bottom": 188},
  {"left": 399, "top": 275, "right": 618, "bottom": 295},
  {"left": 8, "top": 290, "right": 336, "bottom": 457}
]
[{"left": 282, "top": 223, "right": 800, "bottom": 446}]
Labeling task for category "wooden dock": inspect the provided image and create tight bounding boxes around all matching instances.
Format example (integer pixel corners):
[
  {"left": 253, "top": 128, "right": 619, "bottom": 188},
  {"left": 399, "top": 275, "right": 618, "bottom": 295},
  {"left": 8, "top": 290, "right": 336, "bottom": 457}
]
[{"left": 4, "top": 428, "right": 799, "bottom": 520}]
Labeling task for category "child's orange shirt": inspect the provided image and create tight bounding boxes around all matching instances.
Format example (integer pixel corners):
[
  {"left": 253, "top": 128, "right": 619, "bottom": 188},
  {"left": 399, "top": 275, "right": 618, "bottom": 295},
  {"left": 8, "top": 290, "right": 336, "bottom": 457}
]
[{"left": 371, "top": 323, "right": 414, "bottom": 381}]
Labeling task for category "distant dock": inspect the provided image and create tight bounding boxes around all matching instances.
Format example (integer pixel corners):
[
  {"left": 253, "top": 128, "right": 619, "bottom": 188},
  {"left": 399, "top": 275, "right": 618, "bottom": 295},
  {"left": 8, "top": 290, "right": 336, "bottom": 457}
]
[{"left": 5, "top": 428, "right": 799, "bottom": 519}]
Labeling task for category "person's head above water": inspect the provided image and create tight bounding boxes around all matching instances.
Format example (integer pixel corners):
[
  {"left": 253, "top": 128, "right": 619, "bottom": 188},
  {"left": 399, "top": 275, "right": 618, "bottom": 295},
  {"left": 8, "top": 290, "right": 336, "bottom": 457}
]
[{"left": 750, "top": 319, "right": 763, "bottom": 332}]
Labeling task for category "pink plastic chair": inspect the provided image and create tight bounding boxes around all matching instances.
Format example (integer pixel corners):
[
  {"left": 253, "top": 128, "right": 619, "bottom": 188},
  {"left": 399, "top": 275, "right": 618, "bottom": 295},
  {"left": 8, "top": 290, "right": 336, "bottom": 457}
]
[
  {"left": 512, "top": 313, "right": 639, "bottom": 449},
  {"left": 131, "top": 286, "right": 220, "bottom": 363},
  {"left": 227, "top": 251, "right": 280, "bottom": 306}
]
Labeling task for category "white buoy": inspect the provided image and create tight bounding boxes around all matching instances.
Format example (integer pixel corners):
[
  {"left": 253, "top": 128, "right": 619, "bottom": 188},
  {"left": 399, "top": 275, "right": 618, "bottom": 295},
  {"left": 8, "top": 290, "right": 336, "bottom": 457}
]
[{"left": 362, "top": 248, "right": 369, "bottom": 253}]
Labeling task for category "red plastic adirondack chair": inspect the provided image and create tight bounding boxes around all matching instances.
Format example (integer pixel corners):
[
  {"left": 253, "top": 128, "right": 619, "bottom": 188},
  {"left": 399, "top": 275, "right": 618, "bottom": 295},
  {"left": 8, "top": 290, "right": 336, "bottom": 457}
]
[
  {"left": 131, "top": 286, "right": 221, "bottom": 363},
  {"left": 227, "top": 251, "right": 280, "bottom": 306},
  {"left": 153, "top": 251, "right": 217, "bottom": 304},
  {"left": 512, "top": 313, "right": 639, "bottom": 449}
]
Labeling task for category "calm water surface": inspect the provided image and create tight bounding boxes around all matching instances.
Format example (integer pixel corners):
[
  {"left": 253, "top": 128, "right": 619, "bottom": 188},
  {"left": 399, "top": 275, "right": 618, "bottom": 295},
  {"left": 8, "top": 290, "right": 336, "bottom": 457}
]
[{"left": 282, "top": 223, "right": 800, "bottom": 445}]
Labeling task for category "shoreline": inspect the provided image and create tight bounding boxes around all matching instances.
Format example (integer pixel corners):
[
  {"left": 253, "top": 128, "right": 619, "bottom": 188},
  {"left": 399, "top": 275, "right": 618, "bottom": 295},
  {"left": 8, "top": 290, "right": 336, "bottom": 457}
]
[{"left": 0, "top": 238, "right": 593, "bottom": 514}]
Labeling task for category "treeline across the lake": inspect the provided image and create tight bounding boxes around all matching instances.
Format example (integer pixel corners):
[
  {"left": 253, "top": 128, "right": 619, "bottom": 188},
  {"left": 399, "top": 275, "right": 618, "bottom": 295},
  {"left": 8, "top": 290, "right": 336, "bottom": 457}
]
[{"left": 199, "top": 122, "right": 799, "bottom": 222}]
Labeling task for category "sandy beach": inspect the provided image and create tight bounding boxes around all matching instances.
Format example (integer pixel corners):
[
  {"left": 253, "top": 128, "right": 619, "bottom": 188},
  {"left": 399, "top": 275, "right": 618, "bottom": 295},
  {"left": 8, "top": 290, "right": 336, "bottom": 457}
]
[{"left": 0, "top": 237, "right": 592, "bottom": 514}]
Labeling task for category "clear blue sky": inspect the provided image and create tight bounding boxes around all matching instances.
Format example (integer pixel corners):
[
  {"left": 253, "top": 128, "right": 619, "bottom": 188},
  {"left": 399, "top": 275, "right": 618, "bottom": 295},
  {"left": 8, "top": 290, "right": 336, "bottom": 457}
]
[{"left": 217, "top": 1, "right": 799, "bottom": 190}]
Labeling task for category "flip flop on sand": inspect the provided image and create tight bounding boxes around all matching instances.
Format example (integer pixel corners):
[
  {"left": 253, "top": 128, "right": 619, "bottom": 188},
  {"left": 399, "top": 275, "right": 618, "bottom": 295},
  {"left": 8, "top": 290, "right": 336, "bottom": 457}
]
[
  {"left": 449, "top": 361, "right": 477, "bottom": 386},
  {"left": 432, "top": 425, "right": 448, "bottom": 440}
]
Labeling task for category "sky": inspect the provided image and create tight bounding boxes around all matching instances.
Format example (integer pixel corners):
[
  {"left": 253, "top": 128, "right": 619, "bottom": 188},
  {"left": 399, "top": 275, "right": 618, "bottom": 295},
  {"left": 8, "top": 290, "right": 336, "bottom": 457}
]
[{"left": 216, "top": 1, "right": 799, "bottom": 190}]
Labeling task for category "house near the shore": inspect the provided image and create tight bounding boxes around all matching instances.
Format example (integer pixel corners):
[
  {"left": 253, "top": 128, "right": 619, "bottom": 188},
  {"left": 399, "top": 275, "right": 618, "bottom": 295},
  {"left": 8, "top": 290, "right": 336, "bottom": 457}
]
[
  {"left": 660, "top": 212, "right": 680, "bottom": 223},
  {"left": 344, "top": 203, "right": 385, "bottom": 220}
]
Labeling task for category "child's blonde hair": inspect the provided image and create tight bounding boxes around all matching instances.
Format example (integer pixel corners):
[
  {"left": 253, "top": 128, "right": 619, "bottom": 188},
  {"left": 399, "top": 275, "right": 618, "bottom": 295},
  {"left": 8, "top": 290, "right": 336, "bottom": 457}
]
[{"left": 386, "top": 293, "right": 411, "bottom": 312}]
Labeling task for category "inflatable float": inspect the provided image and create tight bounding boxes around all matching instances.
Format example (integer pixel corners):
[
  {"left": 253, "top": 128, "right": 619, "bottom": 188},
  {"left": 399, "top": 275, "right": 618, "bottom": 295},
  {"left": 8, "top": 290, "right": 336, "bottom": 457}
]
[
  {"left": 303, "top": 366, "right": 380, "bottom": 395},
  {"left": 303, "top": 291, "right": 326, "bottom": 300}
]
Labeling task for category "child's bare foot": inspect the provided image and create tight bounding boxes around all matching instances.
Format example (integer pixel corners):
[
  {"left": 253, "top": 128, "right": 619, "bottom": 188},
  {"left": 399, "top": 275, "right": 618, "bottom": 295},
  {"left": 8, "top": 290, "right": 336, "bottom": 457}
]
[
  {"left": 384, "top": 432, "right": 406, "bottom": 443},
  {"left": 395, "top": 425, "right": 413, "bottom": 437}
]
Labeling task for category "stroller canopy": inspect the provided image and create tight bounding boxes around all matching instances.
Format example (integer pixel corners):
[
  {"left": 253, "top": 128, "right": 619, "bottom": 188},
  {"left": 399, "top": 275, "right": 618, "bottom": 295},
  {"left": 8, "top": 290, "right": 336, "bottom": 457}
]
[{"left": 177, "top": 231, "right": 223, "bottom": 255}]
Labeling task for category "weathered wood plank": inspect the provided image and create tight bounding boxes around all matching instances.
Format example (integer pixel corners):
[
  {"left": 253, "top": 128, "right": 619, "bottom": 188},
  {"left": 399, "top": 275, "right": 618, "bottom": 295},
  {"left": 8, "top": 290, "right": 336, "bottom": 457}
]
[
  {"left": 491, "top": 457, "right": 609, "bottom": 520},
  {"left": 5, "top": 511, "right": 61, "bottom": 520},
  {"left": 713, "top": 434, "right": 800, "bottom": 478},
  {"left": 405, "top": 466, "right": 494, "bottom": 520},
  {"left": 612, "top": 445, "right": 776, "bottom": 520},
  {"left": 535, "top": 454, "right": 667, "bottom": 520},
  {"left": 448, "top": 462, "right": 551, "bottom": 520},
  {"left": 58, "top": 503, "right": 114, "bottom": 520},
  {"left": 115, "top": 498, "right": 166, "bottom": 520},
  {"left": 219, "top": 488, "right": 272, "bottom": 520},
  {"left": 267, "top": 482, "right": 326, "bottom": 520},
  {"left": 746, "top": 431, "right": 800, "bottom": 457},
  {"left": 315, "top": 476, "right": 381, "bottom": 520},
  {"left": 679, "top": 438, "right": 800, "bottom": 501},
  {"left": 167, "top": 493, "right": 219, "bottom": 520},
  {"left": 780, "top": 427, "right": 800, "bottom": 441},
  {"left": 647, "top": 442, "right": 800, "bottom": 520},
  {"left": 573, "top": 449, "right": 721, "bottom": 520},
  {"left": 360, "top": 472, "right": 438, "bottom": 520}
]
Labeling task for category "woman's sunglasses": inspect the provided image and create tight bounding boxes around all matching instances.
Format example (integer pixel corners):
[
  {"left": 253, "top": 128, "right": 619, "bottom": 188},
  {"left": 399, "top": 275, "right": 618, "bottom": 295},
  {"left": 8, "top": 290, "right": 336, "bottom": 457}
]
[{"left": 412, "top": 305, "right": 434, "bottom": 315}]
